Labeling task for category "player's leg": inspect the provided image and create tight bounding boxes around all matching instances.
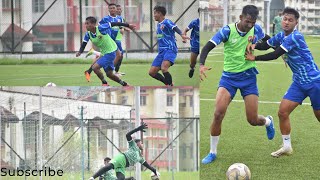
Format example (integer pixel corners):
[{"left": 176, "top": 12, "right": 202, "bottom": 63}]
[
  {"left": 92, "top": 62, "right": 108, "bottom": 85},
  {"left": 115, "top": 41, "right": 124, "bottom": 75},
  {"left": 161, "top": 60, "right": 173, "bottom": 86},
  {"left": 240, "top": 75, "right": 275, "bottom": 140},
  {"left": 202, "top": 87, "right": 232, "bottom": 164},
  {"left": 104, "top": 51, "right": 128, "bottom": 86},
  {"left": 309, "top": 80, "right": 320, "bottom": 122},
  {"left": 90, "top": 163, "right": 115, "bottom": 179},
  {"left": 116, "top": 172, "right": 125, "bottom": 180},
  {"left": 161, "top": 50, "right": 177, "bottom": 86},
  {"left": 113, "top": 49, "right": 122, "bottom": 76},
  {"left": 149, "top": 52, "right": 166, "bottom": 85},
  {"left": 85, "top": 56, "right": 100, "bottom": 82},
  {"left": 189, "top": 48, "right": 199, "bottom": 78},
  {"left": 271, "top": 81, "right": 306, "bottom": 157}
]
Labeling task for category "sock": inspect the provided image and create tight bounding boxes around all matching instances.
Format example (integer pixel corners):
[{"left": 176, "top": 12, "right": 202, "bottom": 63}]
[
  {"left": 93, "top": 50, "right": 101, "bottom": 57},
  {"left": 153, "top": 73, "right": 166, "bottom": 85},
  {"left": 87, "top": 66, "right": 93, "bottom": 74},
  {"left": 265, "top": 116, "right": 271, "bottom": 127},
  {"left": 282, "top": 134, "right": 292, "bottom": 149},
  {"left": 102, "top": 79, "right": 108, "bottom": 84},
  {"left": 119, "top": 80, "right": 127, "bottom": 86},
  {"left": 210, "top": 135, "right": 219, "bottom": 154},
  {"left": 115, "top": 56, "right": 123, "bottom": 72},
  {"left": 163, "top": 72, "right": 172, "bottom": 85}
]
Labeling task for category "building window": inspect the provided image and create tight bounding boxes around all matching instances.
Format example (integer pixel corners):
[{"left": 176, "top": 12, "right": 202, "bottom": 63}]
[
  {"left": 121, "top": 96, "right": 128, "bottom": 105},
  {"left": 140, "top": 89, "right": 146, "bottom": 93},
  {"left": 152, "top": 129, "right": 157, "bottom": 137},
  {"left": 2, "top": 0, "right": 20, "bottom": 9},
  {"left": 159, "top": 129, "right": 165, "bottom": 137},
  {"left": 167, "top": 96, "right": 173, "bottom": 106},
  {"left": 140, "top": 95, "right": 146, "bottom": 106},
  {"left": 316, "top": 0, "right": 320, "bottom": 6},
  {"left": 156, "top": 2, "right": 173, "bottom": 15},
  {"left": 144, "top": 128, "right": 150, "bottom": 137},
  {"left": 33, "top": 0, "right": 45, "bottom": 13},
  {"left": 190, "top": 96, "right": 194, "bottom": 107}
]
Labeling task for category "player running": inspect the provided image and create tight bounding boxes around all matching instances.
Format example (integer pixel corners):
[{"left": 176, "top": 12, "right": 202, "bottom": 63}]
[{"left": 245, "top": 7, "right": 320, "bottom": 157}]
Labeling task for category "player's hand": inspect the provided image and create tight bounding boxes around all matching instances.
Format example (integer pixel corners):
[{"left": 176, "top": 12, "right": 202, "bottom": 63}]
[
  {"left": 76, "top": 52, "right": 81, "bottom": 57},
  {"left": 128, "top": 24, "right": 136, "bottom": 30},
  {"left": 181, "top": 34, "right": 190, "bottom": 42},
  {"left": 138, "top": 122, "right": 148, "bottom": 132},
  {"left": 246, "top": 43, "right": 255, "bottom": 54},
  {"left": 245, "top": 51, "right": 255, "bottom": 61},
  {"left": 120, "top": 28, "right": 125, "bottom": 34},
  {"left": 200, "top": 65, "right": 212, "bottom": 81}
]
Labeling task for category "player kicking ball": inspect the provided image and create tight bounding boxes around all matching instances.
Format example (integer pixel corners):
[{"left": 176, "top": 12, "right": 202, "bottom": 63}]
[
  {"left": 76, "top": 16, "right": 135, "bottom": 86},
  {"left": 245, "top": 7, "right": 320, "bottom": 157},
  {"left": 149, "top": 5, "right": 190, "bottom": 86},
  {"left": 182, "top": 9, "right": 199, "bottom": 78},
  {"left": 88, "top": 122, "right": 159, "bottom": 180}
]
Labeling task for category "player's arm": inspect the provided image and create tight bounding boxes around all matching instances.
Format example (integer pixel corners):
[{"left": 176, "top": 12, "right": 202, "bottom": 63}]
[
  {"left": 110, "top": 22, "right": 136, "bottom": 30},
  {"left": 246, "top": 46, "right": 286, "bottom": 61},
  {"left": 76, "top": 33, "right": 89, "bottom": 57},
  {"left": 142, "top": 161, "right": 157, "bottom": 176},
  {"left": 173, "top": 26, "right": 190, "bottom": 42},
  {"left": 126, "top": 122, "right": 148, "bottom": 141}
]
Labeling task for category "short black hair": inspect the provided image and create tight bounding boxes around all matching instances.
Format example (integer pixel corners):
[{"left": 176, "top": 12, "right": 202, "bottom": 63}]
[
  {"left": 104, "top": 157, "right": 111, "bottom": 161},
  {"left": 86, "top": 16, "right": 97, "bottom": 24},
  {"left": 116, "top": 4, "right": 121, "bottom": 7},
  {"left": 283, "top": 7, "right": 299, "bottom": 19},
  {"left": 134, "top": 139, "right": 141, "bottom": 143},
  {"left": 154, "top": 5, "right": 166, "bottom": 16},
  {"left": 108, "top": 3, "right": 117, "bottom": 7},
  {"left": 242, "top": 5, "right": 259, "bottom": 20}
]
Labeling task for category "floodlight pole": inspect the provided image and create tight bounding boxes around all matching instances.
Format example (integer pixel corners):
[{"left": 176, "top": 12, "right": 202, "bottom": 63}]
[
  {"left": 265, "top": 0, "right": 271, "bottom": 35},
  {"left": 135, "top": 87, "right": 141, "bottom": 180},
  {"left": 39, "top": 87, "right": 43, "bottom": 180},
  {"left": 223, "top": 0, "right": 228, "bottom": 26}
]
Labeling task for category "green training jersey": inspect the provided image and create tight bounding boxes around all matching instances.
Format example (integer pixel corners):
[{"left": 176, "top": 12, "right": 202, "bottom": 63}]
[
  {"left": 102, "top": 170, "right": 117, "bottom": 180},
  {"left": 88, "top": 26, "right": 117, "bottom": 56},
  {"left": 123, "top": 140, "right": 145, "bottom": 166},
  {"left": 223, "top": 23, "right": 256, "bottom": 73}
]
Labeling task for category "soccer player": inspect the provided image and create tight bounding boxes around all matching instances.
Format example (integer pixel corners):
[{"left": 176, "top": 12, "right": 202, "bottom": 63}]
[
  {"left": 88, "top": 123, "right": 158, "bottom": 180},
  {"left": 84, "top": 3, "right": 124, "bottom": 81},
  {"left": 182, "top": 9, "right": 199, "bottom": 78},
  {"left": 245, "top": 7, "right": 320, "bottom": 157},
  {"left": 272, "top": 10, "right": 283, "bottom": 36},
  {"left": 114, "top": 4, "right": 127, "bottom": 76},
  {"left": 76, "top": 16, "right": 135, "bottom": 86},
  {"left": 99, "top": 157, "right": 135, "bottom": 180},
  {"left": 200, "top": 5, "right": 275, "bottom": 164},
  {"left": 149, "top": 5, "right": 190, "bottom": 86}
]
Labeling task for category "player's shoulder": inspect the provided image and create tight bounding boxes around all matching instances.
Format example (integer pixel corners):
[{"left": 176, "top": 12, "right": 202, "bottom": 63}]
[
  {"left": 164, "top": 18, "right": 174, "bottom": 24},
  {"left": 287, "top": 30, "right": 303, "bottom": 39},
  {"left": 254, "top": 24, "right": 263, "bottom": 31}
]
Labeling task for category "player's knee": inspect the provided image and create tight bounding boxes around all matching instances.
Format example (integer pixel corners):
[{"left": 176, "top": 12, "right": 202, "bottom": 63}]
[
  {"left": 213, "top": 111, "right": 225, "bottom": 122},
  {"left": 247, "top": 119, "right": 259, "bottom": 126},
  {"left": 149, "top": 70, "right": 156, "bottom": 77},
  {"left": 278, "top": 110, "right": 289, "bottom": 120}
]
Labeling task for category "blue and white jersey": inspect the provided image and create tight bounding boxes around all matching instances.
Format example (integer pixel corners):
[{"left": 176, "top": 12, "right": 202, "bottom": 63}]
[
  {"left": 187, "top": 18, "right": 199, "bottom": 49},
  {"left": 210, "top": 23, "right": 265, "bottom": 46},
  {"left": 268, "top": 30, "right": 320, "bottom": 84},
  {"left": 83, "top": 23, "right": 112, "bottom": 42},
  {"left": 99, "top": 15, "right": 124, "bottom": 40},
  {"left": 156, "top": 19, "right": 178, "bottom": 53}
]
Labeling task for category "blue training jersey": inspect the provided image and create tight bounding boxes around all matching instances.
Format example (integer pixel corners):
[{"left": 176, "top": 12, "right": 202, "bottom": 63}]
[
  {"left": 156, "top": 19, "right": 178, "bottom": 52},
  {"left": 187, "top": 18, "right": 199, "bottom": 49},
  {"left": 83, "top": 23, "right": 112, "bottom": 42},
  {"left": 210, "top": 23, "right": 265, "bottom": 77},
  {"left": 99, "top": 15, "right": 124, "bottom": 40},
  {"left": 268, "top": 30, "right": 320, "bottom": 84}
]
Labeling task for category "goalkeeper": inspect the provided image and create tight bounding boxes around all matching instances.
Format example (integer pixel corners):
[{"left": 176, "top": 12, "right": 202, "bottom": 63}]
[{"left": 89, "top": 122, "right": 158, "bottom": 180}]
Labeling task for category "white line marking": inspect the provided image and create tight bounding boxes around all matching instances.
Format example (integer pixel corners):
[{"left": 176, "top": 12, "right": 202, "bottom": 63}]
[
  {"left": 0, "top": 75, "right": 83, "bottom": 82},
  {"left": 200, "top": 98, "right": 311, "bottom": 105}
]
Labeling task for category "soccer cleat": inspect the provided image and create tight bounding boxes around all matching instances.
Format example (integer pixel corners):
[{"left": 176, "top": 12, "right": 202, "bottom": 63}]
[
  {"left": 118, "top": 71, "right": 126, "bottom": 75},
  {"left": 114, "top": 72, "right": 122, "bottom": 77},
  {"left": 189, "top": 68, "right": 195, "bottom": 78},
  {"left": 84, "top": 71, "right": 91, "bottom": 82},
  {"left": 201, "top": 153, "right": 217, "bottom": 164},
  {"left": 102, "top": 83, "right": 109, "bottom": 86},
  {"left": 85, "top": 48, "right": 95, "bottom": 58},
  {"left": 271, "top": 147, "right": 293, "bottom": 157},
  {"left": 266, "top": 115, "right": 275, "bottom": 140}
]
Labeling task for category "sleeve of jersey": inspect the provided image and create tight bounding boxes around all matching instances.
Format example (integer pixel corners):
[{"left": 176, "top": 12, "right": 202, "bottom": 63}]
[
  {"left": 139, "top": 157, "right": 146, "bottom": 164},
  {"left": 98, "top": 23, "right": 112, "bottom": 35},
  {"left": 99, "top": 17, "right": 106, "bottom": 25},
  {"left": 209, "top": 25, "right": 230, "bottom": 46},
  {"left": 187, "top": 20, "right": 194, "bottom": 30},
  {"left": 83, "top": 32, "right": 90, "bottom": 42},
  {"left": 280, "top": 33, "right": 297, "bottom": 53},
  {"left": 127, "top": 139, "right": 135, "bottom": 148},
  {"left": 253, "top": 24, "right": 265, "bottom": 43},
  {"left": 166, "top": 19, "right": 177, "bottom": 30},
  {"left": 266, "top": 34, "right": 281, "bottom": 48}
]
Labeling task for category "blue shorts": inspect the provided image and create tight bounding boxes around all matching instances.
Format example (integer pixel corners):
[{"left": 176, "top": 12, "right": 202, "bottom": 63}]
[
  {"left": 191, "top": 46, "right": 199, "bottom": 54},
  {"left": 116, "top": 40, "right": 123, "bottom": 54},
  {"left": 219, "top": 73, "right": 259, "bottom": 99},
  {"left": 96, "top": 51, "right": 116, "bottom": 73},
  {"left": 152, "top": 50, "right": 177, "bottom": 67},
  {"left": 284, "top": 80, "right": 320, "bottom": 110}
]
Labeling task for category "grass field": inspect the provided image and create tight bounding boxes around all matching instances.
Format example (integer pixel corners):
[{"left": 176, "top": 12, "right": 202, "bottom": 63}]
[
  {"left": 0, "top": 59, "right": 199, "bottom": 86},
  {"left": 0, "top": 171, "right": 199, "bottom": 180},
  {"left": 200, "top": 33, "right": 320, "bottom": 179}
]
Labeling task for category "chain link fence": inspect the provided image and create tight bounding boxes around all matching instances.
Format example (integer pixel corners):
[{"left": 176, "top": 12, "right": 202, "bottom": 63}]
[{"left": 0, "top": 0, "right": 199, "bottom": 55}]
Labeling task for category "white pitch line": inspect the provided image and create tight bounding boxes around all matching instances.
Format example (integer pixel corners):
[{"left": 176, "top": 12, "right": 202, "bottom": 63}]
[{"left": 200, "top": 98, "right": 311, "bottom": 105}]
